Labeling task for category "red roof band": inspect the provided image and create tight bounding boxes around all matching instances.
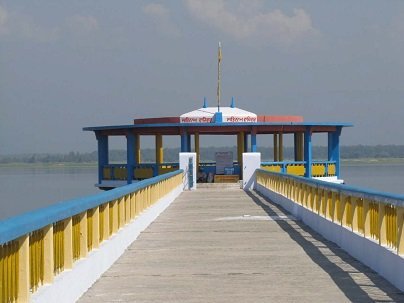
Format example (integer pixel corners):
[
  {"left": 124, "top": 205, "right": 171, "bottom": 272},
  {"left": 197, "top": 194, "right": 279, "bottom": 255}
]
[{"left": 134, "top": 115, "right": 303, "bottom": 125}]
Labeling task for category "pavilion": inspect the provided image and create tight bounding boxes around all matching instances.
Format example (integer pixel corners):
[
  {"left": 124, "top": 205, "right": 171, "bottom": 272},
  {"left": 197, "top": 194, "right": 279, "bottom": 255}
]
[{"left": 83, "top": 99, "right": 351, "bottom": 189}]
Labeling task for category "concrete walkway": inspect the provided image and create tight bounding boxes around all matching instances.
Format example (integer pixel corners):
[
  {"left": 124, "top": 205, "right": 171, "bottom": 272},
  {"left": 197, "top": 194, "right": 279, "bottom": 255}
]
[{"left": 79, "top": 188, "right": 404, "bottom": 302}]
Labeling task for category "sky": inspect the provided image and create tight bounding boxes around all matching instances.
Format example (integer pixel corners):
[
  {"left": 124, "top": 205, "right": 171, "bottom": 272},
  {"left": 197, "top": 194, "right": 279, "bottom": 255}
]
[{"left": 1, "top": 1, "right": 404, "bottom": 154}]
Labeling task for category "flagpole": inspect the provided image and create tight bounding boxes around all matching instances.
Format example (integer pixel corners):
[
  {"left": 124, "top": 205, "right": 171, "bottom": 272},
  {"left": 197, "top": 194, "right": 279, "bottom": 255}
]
[{"left": 217, "top": 42, "right": 222, "bottom": 112}]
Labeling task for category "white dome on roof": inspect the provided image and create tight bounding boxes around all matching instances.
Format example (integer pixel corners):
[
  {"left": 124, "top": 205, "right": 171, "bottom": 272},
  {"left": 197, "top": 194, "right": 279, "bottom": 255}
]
[{"left": 180, "top": 107, "right": 257, "bottom": 123}]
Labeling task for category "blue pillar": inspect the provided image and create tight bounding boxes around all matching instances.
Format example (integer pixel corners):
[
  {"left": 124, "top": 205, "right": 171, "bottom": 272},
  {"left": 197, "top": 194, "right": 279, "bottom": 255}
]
[
  {"left": 187, "top": 134, "right": 192, "bottom": 152},
  {"left": 126, "top": 133, "right": 135, "bottom": 184},
  {"left": 181, "top": 132, "right": 188, "bottom": 152},
  {"left": 328, "top": 127, "right": 342, "bottom": 178},
  {"left": 244, "top": 134, "right": 249, "bottom": 152},
  {"left": 96, "top": 134, "right": 109, "bottom": 184},
  {"left": 251, "top": 133, "right": 257, "bottom": 152},
  {"left": 304, "top": 129, "right": 312, "bottom": 178}
]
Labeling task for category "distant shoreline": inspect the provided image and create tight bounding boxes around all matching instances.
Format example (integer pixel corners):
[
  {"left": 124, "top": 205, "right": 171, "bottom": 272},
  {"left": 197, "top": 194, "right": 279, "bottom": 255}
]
[
  {"left": 341, "top": 158, "right": 404, "bottom": 165},
  {"left": 2, "top": 146, "right": 404, "bottom": 165},
  {"left": 1, "top": 158, "right": 404, "bottom": 169},
  {"left": 0, "top": 162, "right": 98, "bottom": 168}
]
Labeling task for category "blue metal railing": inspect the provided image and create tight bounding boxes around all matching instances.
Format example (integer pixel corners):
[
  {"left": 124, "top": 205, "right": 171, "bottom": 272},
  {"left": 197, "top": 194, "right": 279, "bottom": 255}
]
[
  {"left": 101, "top": 159, "right": 337, "bottom": 182},
  {"left": 0, "top": 169, "right": 184, "bottom": 302},
  {"left": 256, "top": 169, "right": 404, "bottom": 291},
  {"left": 257, "top": 168, "right": 404, "bottom": 205},
  {"left": 0, "top": 170, "right": 183, "bottom": 245}
]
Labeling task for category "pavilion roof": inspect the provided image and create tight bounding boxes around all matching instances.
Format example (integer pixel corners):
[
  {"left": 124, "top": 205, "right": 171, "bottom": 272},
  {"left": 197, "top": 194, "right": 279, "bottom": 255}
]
[{"left": 83, "top": 121, "right": 352, "bottom": 136}]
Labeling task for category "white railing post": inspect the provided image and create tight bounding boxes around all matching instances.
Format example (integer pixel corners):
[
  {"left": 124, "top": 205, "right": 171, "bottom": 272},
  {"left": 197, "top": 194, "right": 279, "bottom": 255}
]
[{"left": 242, "top": 152, "right": 261, "bottom": 190}]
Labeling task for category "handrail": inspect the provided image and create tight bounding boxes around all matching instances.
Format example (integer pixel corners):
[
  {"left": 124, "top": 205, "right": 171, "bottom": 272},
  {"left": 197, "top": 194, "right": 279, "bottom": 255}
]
[
  {"left": 104, "top": 163, "right": 180, "bottom": 167},
  {"left": 0, "top": 170, "right": 183, "bottom": 302},
  {"left": 256, "top": 169, "right": 404, "bottom": 256},
  {"left": 261, "top": 161, "right": 306, "bottom": 165},
  {"left": 261, "top": 161, "right": 336, "bottom": 177},
  {"left": 102, "top": 163, "right": 180, "bottom": 180},
  {"left": 0, "top": 170, "right": 183, "bottom": 245},
  {"left": 257, "top": 169, "right": 404, "bottom": 207},
  {"left": 261, "top": 160, "right": 336, "bottom": 164},
  {"left": 256, "top": 168, "right": 404, "bottom": 291}
]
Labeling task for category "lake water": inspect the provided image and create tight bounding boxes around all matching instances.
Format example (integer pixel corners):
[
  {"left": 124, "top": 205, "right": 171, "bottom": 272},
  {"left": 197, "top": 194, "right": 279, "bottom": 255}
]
[
  {"left": 0, "top": 163, "right": 403, "bottom": 221},
  {"left": 341, "top": 162, "right": 404, "bottom": 195},
  {"left": 0, "top": 166, "right": 99, "bottom": 221}
]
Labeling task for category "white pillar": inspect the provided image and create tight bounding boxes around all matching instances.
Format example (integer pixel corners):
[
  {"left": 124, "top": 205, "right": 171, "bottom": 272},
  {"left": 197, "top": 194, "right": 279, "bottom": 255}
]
[
  {"left": 179, "top": 153, "right": 197, "bottom": 190},
  {"left": 242, "top": 152, "right": 261, "bottom": 190}
]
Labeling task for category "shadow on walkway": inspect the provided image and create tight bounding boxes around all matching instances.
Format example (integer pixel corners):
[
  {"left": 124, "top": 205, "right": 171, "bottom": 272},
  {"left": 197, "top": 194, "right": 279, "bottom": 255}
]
[{"left": 247, "top": 190, "right": 404, "bottom": 303}]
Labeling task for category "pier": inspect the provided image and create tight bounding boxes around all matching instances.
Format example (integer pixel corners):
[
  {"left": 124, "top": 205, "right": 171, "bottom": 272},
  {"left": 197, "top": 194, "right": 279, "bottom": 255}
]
[
  {"left": 1, "top": 65, "right": 403, "bottom": 301},
  {"left": 2, "top": 167, "right": 404, "bottom": 302},
  {"left": 2, "top": 99, "right": 404, "bottom": 302},
  {"left": 79, "top": 187, "right": 403, "bottom": 302}
]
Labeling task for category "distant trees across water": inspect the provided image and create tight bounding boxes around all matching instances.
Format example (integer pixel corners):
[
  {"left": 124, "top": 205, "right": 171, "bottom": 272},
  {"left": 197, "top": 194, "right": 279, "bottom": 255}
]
[{"left": 1, "top": 145, "right": 404, "bottom": 164}]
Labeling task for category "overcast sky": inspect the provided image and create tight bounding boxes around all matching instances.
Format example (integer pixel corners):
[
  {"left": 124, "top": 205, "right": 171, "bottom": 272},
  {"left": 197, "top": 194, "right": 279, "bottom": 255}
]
[{"left": 1, "top": 1, "right": 404, "bottom": 154}]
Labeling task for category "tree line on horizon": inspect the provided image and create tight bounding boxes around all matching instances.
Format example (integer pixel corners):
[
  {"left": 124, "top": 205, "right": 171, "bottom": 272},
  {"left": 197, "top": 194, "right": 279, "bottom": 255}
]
[{"left": 2, "top": 145, "right": 404, "bottom": 164}]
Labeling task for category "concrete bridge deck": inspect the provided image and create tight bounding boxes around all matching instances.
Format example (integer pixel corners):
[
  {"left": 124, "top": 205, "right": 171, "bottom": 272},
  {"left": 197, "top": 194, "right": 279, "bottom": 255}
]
[{"left": 79, "top": 188, "right": 404, "bottom": 302}]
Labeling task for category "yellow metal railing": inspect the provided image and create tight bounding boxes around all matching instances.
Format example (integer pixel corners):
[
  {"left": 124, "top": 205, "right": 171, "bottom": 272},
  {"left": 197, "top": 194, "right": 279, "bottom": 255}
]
[
  {"left": 29, "top": 230, "right": 44, "bottom": 292},
  {"left": 261, "top": 162, "right": 337, "bottom": 177},
  {"left": 385, "top": 205, "right": 397, "bottom": 249},
  {"left": 103, "top": 167, "right": 111, "bottom": 180},
  {"left": 328, "top": 163, "right": 336, "bottom": 176},
  {"left": 0, "top": 170, "right": 183, "bottom": 303},
  {"left": 99, "top": 204, "right": 107, "bottom": 243},
  {"left": 312, "top": 164, "right": 326, "bottom": 177},
  {"left": 261, "top": 164, "right": 282, "bottom": 173},
  {"left": 72, "top": 215, "right": 80, "bottom": 262},
  {"left": 87, "top": 209, "right": 94, "bottom": 251},
  {"left": 0, "top": 240, "right": 19, "bottom": 302},
  {"left": 257, "top": 170, "right": 404, "bottom": 257},
  {"left": 357, "top": 198, "right": 364, "bottom": 234},
  {"left": 369, "top": 202, "right": 379, "bottom": 240},
  {"left": 53, "top": 221, "right": 64, "bottom": 274},
  {"left": 102, "top": 164, "right": 180, "bottom": 181},
  {"left": 287, "top": 164, "right": 305, "bottom": 176}
]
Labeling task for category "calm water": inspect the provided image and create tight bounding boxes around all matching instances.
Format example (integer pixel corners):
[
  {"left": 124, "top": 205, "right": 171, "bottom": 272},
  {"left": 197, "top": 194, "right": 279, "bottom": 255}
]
[
  {"left": 0, "top": 166, "right": 98, "bottom": 221},
  {"left": 0, "top": 163, "right": 403, "bottom": 221},
  {"left": 341, "top": 162, "right": 404, "bottom": 195}
]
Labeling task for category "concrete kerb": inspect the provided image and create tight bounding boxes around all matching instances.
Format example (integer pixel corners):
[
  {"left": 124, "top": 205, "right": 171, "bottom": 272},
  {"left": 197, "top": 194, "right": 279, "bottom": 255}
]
[
  {"left": 31, "top": 184, "right": 183, "bottom": 303},
  {"left": 255, "top": 183, "right": 404, "bottom": 292}
]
